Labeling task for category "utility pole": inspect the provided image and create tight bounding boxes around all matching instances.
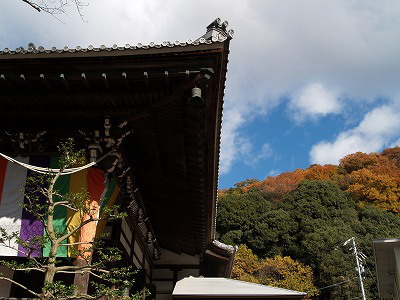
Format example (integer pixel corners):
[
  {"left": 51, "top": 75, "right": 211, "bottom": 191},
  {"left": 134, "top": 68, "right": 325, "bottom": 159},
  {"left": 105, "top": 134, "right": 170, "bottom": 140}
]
[{"left": 344, "top": 237, "right": 367, "bottom": 300}]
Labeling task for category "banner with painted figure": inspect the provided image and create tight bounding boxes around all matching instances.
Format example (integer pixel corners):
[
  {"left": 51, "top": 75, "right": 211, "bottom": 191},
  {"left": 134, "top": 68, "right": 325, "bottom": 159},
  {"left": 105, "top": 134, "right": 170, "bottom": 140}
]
[{"left": 0, "top": 156, "right": 119, "bottom": 257}]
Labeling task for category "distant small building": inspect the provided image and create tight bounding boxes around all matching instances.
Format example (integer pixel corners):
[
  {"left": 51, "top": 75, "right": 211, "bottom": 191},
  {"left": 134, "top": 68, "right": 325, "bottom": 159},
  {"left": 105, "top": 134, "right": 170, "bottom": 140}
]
[
  {"left": 173, "top": 277, "right": 307, "bottom": 300},
  {"left": 373, "top": 238, "right": 400, "bottom": 299}
]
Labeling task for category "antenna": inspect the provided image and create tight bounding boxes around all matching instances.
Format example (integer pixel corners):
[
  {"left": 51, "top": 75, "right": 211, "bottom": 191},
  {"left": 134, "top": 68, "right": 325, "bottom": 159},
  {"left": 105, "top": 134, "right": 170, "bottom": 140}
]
[{"left": 344, "top": 237, "right": 367, "bottom": 300}]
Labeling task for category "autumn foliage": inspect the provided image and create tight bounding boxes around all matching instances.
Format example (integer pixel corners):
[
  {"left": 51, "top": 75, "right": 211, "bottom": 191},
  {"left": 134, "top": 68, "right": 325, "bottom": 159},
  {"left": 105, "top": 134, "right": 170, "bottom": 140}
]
[
  {"left": 232, "top": 245, "right": 317, "bottom": 296},
  {"left": 223, "top": 147, "right": 400, "bottom": 213},
  {"left": 241, "top": 169, "right": 307, "bottom": 199},
  {"left": 338, "top": 152, "right": 400, "bottom": 212},
  {"left": 304, "top": 164, "right": 338, "bottom": 181},
  {"left": 381, "top": 147, "right": 400, "bottom": 168},
  {"left": 231, "top": 244, "right": 260, "bottom": 283},
  {"left": 256, "top": 256, "right": 316, "bottom": 297}
]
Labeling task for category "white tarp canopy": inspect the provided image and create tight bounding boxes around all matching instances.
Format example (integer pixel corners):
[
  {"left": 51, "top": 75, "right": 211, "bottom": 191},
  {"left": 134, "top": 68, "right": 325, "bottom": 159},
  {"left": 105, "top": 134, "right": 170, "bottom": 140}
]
[{"left": 173, "top": 277, "right": 306, "bottom": 299}]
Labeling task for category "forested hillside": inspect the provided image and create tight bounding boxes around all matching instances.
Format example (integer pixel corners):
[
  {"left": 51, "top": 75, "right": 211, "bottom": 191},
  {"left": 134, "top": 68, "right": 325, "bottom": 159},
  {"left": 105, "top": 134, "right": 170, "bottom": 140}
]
[{"left": 216, "top": 147, "right": 400, "bottom": 299}]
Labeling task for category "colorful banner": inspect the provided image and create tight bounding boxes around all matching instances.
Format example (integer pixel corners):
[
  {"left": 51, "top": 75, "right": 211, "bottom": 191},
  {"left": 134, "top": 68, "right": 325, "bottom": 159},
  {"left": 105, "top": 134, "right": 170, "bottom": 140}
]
[{"left": 0, "top": 156, "right": 119, "bottom": 257}]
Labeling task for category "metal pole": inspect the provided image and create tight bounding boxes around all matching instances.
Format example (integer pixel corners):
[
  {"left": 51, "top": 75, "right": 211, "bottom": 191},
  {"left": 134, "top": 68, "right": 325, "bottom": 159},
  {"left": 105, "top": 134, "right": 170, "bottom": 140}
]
[{"left": 351, "top": 237, "right": 367, "bottom": 300}]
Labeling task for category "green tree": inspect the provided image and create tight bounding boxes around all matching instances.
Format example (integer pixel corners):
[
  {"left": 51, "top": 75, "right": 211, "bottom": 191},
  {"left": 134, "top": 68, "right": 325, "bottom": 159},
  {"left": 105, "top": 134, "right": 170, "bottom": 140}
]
[
  {"left": 217, "top": 179, "right": 400, "bottom": 299},
  {"left": 283, "top": 180, "right": 400, "bottom": 299},
  {"left": 0, "top": 139, "right": 138, "bottom": 299},
  {"left": 217, "top": 191, "right": 296, "bottom": 257}
]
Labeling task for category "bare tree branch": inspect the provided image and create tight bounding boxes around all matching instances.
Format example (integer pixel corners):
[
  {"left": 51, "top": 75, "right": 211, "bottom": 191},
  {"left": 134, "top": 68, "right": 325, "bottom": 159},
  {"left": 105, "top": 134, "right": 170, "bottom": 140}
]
[
  {"left": 21, "top": 0, "right": 89, "bottom": 22},
  {"left": 57, "top": 216, "right": 101, "bottom": 243},
  {"left": 0, "top": 242, "right": 44, "bottom": 268},
  {"left": 54, "top": 203, "right": 79, "bottom": 211},
  {"left": 55, "top": 263, "right": 108, "bottom": 272},
  {"left": 22, "top": 0, "right": 41, "bottom": 12},
  {"left": 15, "top": 267, "right": 46, "bottom": 272},
  {"left": 58, "top": 241, "right": 94, "bottom": 246}
]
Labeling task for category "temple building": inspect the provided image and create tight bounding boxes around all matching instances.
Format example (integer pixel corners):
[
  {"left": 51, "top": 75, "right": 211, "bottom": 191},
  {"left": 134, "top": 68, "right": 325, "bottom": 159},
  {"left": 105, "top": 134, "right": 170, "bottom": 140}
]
[{"left": 0, "top": 18, "right": 235, "bottom": 299}]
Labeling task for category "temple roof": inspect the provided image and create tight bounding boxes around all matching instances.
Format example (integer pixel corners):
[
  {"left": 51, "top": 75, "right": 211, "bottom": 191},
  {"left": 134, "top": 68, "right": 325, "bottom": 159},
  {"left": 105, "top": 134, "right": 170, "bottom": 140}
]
[{"left": 0, "top": 18, "right": 233, "bottom": 269}]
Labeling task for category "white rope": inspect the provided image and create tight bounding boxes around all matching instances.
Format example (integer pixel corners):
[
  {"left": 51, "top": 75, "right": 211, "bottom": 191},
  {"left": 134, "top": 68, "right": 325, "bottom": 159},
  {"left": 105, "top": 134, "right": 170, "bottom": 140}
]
[{"left": 0, "top": 150, "right": 118, "bottom": 175}]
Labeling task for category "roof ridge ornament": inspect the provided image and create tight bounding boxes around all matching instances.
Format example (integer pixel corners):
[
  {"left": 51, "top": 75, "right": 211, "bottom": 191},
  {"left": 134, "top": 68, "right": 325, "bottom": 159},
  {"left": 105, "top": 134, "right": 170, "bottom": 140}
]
[
  {"left": 28, "top": 42, "right": 36, "bottom": 51},
  {"left": 212, "top": 240, "right": 236, "bottom": 253},
  {"left": 197, "top": 18, "right": 234, "bottom": 42}
]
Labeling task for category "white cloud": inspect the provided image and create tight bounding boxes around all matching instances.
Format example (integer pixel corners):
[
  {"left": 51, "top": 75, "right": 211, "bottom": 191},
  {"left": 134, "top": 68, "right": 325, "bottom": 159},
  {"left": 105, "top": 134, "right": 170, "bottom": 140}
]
[
  {"left": 390, "top": 139, "right": 400, "bottom": 148},
  {"left": 266, "top": 169, "right": 280, "bottom": 177},
  {"left": 244, "top": 143, "right": 272, "bottom": 167},
  {"left": 220, "top": 105, "right": 274, "bottom": 174},
  {"left": 219, "top": 108, "right": 246, "bottom": 174},
  {"left": 310, "top": 104, "right": 400, "bottom": 164},
  {"left": 290, "top": 82, "right": 341, "bottom": 121}
]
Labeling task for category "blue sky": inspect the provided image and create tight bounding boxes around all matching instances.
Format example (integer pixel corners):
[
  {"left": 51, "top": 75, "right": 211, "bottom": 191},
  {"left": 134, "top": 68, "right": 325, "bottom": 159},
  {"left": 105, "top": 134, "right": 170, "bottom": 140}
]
[{"left": 1, "top": 1, "right": 400, "bottom": 189}]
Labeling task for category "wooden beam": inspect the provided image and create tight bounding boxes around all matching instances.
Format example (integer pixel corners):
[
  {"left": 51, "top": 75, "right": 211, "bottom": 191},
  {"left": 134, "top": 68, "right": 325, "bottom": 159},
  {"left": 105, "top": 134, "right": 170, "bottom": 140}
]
[
  {"left": 20, "top": 74, "right": 32, "bottom": 89},
  {"left": 0, "top": 74, "right": 10, "bottom": 87},
  {"left": 164, "top": 71, "right": 169, "bottom": 88},
  {"left": 39, "top": 74, "right": 52, "bottom": 90},
  {"left": 122, "top": 72, "right": 130, "bottom": 89},
  {"left": 143, "top": 72, "right": 149, "bottom": 88},
  {"left": 123, "top": 68, "right": 214, "bottom": 123},
  {"left": 81, "top": 73, "right": 91, "bottom": 89},
  {"left": 60, "top": 74, "right": 70, "bottom": 89},
  {"left": 102, "top": 73, "right": 110, "bottom": 89}
]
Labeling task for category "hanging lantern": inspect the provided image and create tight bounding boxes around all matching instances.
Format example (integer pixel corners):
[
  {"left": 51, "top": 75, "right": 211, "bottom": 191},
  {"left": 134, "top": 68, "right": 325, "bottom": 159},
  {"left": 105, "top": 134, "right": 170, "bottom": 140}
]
[{"left": 188, "top": 87, "right": 204, "bottom": 106}]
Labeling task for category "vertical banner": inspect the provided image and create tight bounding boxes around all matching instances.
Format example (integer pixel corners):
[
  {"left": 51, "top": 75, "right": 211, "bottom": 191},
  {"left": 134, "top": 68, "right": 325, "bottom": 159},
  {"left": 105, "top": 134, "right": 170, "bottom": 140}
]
[{"left": 0, "top": 157, "right": 28, "bottom": 256}]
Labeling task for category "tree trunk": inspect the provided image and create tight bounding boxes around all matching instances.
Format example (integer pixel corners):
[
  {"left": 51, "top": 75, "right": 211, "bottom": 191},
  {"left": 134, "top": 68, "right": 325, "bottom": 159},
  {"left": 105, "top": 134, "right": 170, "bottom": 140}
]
[{"left": 73, "top": 257, "right": 91, "bottom": 295}]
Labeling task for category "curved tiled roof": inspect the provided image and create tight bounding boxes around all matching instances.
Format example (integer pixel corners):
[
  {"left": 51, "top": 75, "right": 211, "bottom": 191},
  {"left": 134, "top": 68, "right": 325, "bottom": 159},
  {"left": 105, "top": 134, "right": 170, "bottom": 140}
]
[{"left": 0, "top": 18, "right": 234, "bottom": 56}]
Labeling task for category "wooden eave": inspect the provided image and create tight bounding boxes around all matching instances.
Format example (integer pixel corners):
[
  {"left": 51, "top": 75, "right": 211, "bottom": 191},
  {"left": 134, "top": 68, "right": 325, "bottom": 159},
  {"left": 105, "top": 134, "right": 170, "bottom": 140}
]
[{"left": 0, "top": 40, "right": 230, "bottom": 257}]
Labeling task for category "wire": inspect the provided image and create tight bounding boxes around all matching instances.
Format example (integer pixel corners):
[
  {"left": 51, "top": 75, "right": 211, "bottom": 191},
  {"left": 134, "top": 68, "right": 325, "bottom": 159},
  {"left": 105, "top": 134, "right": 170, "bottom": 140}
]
[
  {"left": 308, "top": 276, "right": 358, "bottom": 293},
  {"left": 0, "top": 150, "right": 118, "bottom": 175}
]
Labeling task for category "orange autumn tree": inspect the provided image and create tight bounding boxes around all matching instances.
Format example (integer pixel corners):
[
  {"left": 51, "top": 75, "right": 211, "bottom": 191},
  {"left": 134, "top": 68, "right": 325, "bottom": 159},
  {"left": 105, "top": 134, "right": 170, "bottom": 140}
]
[
  {"left": 338, "top": 152, "right": 382, "bottom": 174},
  {"left": 339, "top": 152, "right": 400, "bottom": 177},
  {"left": 347, "top": 168, "right": 400, "bottom": 212},
  {"left": 304, "top": 164, "right": 338, "bottom": 181},
  {"left": 381, "top": 146, "right": 400, "bottom": 168},
  {"left": 242, "top": 169, "right": 307, "bottom": 200},
  {"left": 241, "top": 165, "right": 338, "bottom": 200},
  {"left": 338, "top": 151, "right": 400, "bottom": 212}
]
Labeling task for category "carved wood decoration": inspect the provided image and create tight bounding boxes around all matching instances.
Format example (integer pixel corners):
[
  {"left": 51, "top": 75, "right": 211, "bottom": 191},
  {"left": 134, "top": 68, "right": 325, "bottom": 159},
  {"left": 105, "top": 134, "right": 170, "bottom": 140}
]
[{"left": 3, "top": 130, "right": 47, "bottom": 153}]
